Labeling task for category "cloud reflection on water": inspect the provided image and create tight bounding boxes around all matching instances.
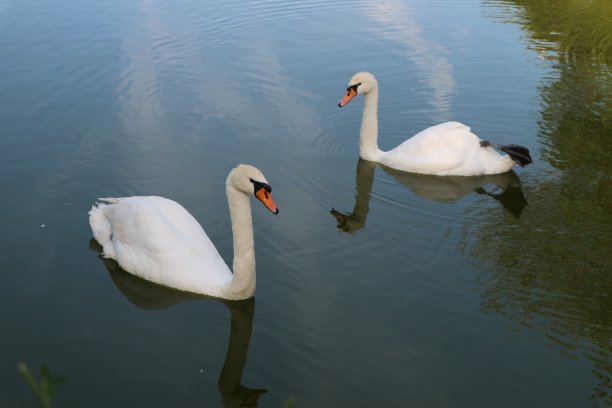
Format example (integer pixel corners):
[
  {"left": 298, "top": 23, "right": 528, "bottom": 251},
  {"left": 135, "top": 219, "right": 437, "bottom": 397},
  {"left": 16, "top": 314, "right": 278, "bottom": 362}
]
[{"left": 362, "top": 0, "right": 455, "bottom": 120}]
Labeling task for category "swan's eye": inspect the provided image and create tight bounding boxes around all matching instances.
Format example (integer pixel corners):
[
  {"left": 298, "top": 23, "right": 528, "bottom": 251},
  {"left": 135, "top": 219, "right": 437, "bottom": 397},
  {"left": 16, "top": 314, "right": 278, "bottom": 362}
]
[
  {"left": 346, "top": 83, "right": 361, "bottom": 94},
  {"left": 250, "top": 179, "right": 272, "bottom": 193}
]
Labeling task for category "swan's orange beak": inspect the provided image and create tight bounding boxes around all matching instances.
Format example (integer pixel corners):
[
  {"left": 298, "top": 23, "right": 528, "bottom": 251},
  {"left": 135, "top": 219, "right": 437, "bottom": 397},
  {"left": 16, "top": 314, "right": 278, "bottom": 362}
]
[
  {"left": 255, "top": 188, "right": 279, "bottom": 214},
  {"left": 338, "top": 87, "right": 357, "bottom": 107}
]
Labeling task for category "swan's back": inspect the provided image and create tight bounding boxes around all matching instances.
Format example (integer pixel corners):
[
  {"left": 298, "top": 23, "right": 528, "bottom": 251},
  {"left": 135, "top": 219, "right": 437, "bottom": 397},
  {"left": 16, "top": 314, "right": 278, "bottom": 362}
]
[
  {"left": 89, "top": 196, "right": 232, "bottom": 293},
  {"left": 381, "top": 122, "right": 512, "bottom": 176}
]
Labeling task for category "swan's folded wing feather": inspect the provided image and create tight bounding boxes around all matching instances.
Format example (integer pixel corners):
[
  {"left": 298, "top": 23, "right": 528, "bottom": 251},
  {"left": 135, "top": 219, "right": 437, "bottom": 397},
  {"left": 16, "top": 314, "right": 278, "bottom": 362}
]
[
  {"left": 100, "top": 196, "right": 232, "bottom": 290},
  {"left": 398, "top": 122, "right": 474, "bottom": 152},
  {"left": 381, "top": 122, "right": 484, "bottom": 175}
]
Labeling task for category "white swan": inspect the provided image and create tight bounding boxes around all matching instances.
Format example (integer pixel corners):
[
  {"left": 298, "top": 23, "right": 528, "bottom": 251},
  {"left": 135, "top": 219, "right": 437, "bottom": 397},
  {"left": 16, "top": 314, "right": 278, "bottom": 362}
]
[
  {"left": 89, "top": 164, "right": 279, "bottom": 300},
  {"left": 338, "top": 72, "right": 532, "bottom": 176}
]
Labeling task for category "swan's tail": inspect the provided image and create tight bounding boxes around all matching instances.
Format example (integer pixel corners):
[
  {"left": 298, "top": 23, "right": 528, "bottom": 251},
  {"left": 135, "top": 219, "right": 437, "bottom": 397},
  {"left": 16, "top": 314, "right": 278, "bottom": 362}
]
[
  {"left": 480, "top": 141, "right": 533, "bottom": 167},
  {"left": 88, "top": 198, "right": 120, "bottom": 258}
]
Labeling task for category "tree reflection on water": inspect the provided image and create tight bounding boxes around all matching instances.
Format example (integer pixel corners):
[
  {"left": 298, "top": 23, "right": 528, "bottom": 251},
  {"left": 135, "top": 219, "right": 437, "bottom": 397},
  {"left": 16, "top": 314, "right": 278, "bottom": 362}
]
[{"left": 472, "top": 0, "right": 611, "bottom": 404}]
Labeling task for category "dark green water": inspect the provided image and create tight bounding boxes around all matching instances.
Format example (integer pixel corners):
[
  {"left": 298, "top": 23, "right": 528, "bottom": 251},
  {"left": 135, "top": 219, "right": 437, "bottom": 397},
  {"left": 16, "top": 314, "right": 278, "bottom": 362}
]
[{"left": 0, "top": 0, "right": 610, "bottom": 406}]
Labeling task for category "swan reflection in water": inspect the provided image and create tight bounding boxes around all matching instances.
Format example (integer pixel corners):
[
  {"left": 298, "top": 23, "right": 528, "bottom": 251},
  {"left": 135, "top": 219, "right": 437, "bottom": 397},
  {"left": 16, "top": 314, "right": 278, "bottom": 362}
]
[
  {"left": 91, "top": 240, "right": 267, "bottom": 407},
  {"left": 331, "top": 159, "right": 527, "bottom": 233}
]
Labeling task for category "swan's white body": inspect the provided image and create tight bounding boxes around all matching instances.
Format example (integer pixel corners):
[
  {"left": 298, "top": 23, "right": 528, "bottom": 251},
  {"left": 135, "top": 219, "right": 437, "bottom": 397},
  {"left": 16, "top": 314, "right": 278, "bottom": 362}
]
[
  {"left": 340, "top": 72, "right": 521, "bottom": 176},
  {"left": 376, "top": 121, "right": 514, "bottom": 176},
  {"left": 89, "top": 165, "right": 277, "bottom": 300}
]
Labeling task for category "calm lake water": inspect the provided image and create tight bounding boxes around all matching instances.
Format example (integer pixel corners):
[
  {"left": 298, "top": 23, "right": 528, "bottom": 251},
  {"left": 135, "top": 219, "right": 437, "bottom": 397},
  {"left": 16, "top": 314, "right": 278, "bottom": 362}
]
[{"left": 1, "top": 0, "right": 610, "bottom": 406}]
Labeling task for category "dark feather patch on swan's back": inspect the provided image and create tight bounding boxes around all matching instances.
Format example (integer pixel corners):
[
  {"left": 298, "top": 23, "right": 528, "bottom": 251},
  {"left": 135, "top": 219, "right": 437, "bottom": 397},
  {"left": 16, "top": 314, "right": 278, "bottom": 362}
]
[
  {"left": 480, "top": 141, "right": 533, "bottom": 167},
  {"left": 500, "top": 144, "right": 533, "bottom": 167}
]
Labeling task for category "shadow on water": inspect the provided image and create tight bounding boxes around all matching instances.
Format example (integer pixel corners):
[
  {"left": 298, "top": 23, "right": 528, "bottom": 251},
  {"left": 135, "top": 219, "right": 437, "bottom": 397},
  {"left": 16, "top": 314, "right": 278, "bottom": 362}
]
[
  {"left": 89, "top": 240, "right": 268, "bottom": 408},
  {"left": 331, "top": 158, "right": 527, "bottom": 233}
]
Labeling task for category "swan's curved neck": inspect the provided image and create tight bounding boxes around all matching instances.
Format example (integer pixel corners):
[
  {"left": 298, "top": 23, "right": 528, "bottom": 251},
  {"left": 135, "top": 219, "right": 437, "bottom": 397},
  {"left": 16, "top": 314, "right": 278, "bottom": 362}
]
[
  {"left": 226, "top": 184, "right": 256, "bottom": 299},
  {"left": 359, "top": 87, "right": 382, "bottom": 161}
]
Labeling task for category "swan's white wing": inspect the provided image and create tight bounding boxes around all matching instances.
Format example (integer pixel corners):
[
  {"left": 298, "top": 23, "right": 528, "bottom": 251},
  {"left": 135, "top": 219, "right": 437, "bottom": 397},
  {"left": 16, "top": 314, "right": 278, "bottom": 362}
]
[
  {"left": 90, "top": 196, "right": 232, "bottom": 292},
  {"left": 400, "top": 122, "right": 476, "bottom": 149},
  {"left": 381, "top": 122, "right": 499, "bottom": 175},
  {"left": 138, "top": 196, "right": 218, "bottom": 245}
]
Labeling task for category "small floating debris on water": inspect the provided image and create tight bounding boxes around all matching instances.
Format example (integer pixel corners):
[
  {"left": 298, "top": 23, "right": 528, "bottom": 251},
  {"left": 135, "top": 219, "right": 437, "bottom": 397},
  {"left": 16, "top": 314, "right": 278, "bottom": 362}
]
[{"left": 40, "top": 224, "right": 45, "bottom": 228}]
